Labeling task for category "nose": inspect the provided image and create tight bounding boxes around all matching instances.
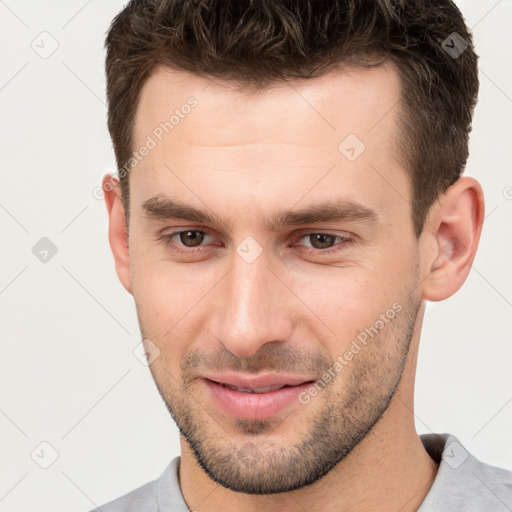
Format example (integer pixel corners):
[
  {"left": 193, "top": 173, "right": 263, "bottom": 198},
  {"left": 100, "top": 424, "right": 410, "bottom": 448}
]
[{"left": 210, "top": 249, "right": 294, "bottom": 358}]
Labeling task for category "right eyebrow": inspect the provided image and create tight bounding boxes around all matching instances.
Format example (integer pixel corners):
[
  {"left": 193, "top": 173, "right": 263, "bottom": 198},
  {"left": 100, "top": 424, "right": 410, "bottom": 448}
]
[{"left": 142, "top": 195, "right": 233, "bottom": 229}]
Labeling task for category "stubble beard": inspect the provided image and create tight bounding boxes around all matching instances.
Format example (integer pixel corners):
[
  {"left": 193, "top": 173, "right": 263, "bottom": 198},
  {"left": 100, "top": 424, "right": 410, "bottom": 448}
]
[{"left": 141, "top": 293, "right": 421, "bottom": 494}]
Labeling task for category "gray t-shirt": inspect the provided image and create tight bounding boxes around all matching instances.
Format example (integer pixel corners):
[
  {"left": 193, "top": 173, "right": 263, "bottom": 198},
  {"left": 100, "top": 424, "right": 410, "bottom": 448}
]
[{"left": 89, "top": 433, "right": 512, "bottom": 511}]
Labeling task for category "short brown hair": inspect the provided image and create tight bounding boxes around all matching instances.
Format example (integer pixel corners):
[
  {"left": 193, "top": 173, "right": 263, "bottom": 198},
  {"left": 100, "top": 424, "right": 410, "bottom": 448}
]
[{"left": 104, "top": 0, "right": 478, "bottom": 236}]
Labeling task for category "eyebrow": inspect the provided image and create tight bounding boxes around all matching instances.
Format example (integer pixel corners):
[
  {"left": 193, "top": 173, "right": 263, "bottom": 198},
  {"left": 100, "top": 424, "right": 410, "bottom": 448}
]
[{"left": 142, "top": 195, "right": 379, "bottom": 231}]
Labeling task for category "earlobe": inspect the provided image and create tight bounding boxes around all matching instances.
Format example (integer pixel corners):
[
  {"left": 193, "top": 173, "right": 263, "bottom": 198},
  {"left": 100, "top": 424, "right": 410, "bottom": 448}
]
[
  {"left": 102, "top": 174, "right": 133, "bottom": 295},
  {"left": 421, "top": 177, "right": 484, "bottom": 302}
]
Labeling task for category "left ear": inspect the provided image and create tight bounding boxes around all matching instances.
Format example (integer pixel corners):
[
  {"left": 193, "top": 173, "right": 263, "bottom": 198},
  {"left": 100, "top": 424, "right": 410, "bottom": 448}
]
[{"left": 421, "top": 176, "right": 485, "bottom": 301}]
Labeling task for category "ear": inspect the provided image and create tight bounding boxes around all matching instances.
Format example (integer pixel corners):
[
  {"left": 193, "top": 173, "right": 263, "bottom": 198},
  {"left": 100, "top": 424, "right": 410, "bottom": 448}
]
[
  {"left": 102, "top": 174, "right": 133, "bottom": 295},
  {"left": 421, "top": 176, "right": 485, "bottom": 301}
]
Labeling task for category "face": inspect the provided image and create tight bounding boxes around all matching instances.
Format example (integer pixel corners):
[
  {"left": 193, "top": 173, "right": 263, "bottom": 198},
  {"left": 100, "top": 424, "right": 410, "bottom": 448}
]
[{"left": 125, "top": 62, "right": 424, "bottom": 493}]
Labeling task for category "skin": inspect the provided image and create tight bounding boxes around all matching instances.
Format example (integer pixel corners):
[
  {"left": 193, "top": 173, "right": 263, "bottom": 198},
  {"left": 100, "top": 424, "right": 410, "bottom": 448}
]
[{"left": 103, "top": 61, "right": 484, "bottom": 511}]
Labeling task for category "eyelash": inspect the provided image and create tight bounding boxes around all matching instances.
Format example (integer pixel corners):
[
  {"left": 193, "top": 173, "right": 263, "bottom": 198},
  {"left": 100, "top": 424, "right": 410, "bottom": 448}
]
[{"left": 157, "top": 229, "right": 353, "bottom": 256}]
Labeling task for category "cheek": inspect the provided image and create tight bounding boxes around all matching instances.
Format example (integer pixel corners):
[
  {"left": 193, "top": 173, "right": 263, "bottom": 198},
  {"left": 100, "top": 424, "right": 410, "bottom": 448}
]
[
  {"left": 130, "top": 250, "right": 218, "bottom": 347},
  {"left": 286, "top": 253, "right": 415, "bottom": 352}
]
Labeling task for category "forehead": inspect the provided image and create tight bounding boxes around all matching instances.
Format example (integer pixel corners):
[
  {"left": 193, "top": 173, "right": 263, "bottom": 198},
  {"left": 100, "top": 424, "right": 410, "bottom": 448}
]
[
  {"left": 133, "top": 61, "right": 402, "bottom": 148},
  {"left": 129, "top": 62, "right": 409, "bottom": 224}
]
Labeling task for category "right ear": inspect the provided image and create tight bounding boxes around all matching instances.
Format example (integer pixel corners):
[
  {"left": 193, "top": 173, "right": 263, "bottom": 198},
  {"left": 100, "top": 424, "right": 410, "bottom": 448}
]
[{"left": 102, "top": 174, "right": 133, "bottom": 295}]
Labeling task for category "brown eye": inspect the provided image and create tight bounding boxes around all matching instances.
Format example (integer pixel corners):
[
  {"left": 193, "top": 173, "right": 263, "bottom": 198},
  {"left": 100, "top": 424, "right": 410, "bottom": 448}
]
[
  {"left": 179, "top": 230, "right": 205, "bottom": 247},
  {"left": 308, "top": 233, "right": 337, "bottom": 249},
  {"left": 294, "top": 232, "right": 352, "bottom": 255}
]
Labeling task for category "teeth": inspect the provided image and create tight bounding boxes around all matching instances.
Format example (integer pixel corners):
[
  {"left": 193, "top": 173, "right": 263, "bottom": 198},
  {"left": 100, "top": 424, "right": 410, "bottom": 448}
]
[{"left": 221, "top": 383, "right": 287, "bottom": 393}]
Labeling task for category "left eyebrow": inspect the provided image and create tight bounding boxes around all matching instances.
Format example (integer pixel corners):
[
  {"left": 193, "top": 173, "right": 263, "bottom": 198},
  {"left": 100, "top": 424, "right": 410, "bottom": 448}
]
[
  {"left": 264, "top": 199, "right": 380, "bottom": 231},
  {"left": 141, "top": 195, "right": 379, "bottom": 231}
]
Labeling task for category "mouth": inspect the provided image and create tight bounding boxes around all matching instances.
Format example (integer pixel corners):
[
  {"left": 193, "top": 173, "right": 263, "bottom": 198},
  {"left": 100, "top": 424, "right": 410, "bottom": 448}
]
[
  {"left": 216, "top": 382, "right": 295, "bottom": 394},
  {"left": 201, "top": 373, "right": 315, "bottom": 420}
]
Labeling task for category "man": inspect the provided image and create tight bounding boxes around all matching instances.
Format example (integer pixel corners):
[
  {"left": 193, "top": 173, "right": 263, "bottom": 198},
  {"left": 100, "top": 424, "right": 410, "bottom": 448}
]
[{"left": 93, "top": 0, "right": 512, "bottom": 510}]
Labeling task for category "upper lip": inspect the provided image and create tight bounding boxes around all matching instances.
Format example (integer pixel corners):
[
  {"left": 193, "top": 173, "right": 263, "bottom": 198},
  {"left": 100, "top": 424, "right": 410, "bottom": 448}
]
[{"left": 202, "top": 372, "right": 315, "bottom": 389}]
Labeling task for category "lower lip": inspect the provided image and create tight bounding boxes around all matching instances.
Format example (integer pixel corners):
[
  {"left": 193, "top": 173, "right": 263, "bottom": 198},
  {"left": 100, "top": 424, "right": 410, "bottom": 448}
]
[{"left": 202, "top": 379, "right": 313, "bottom": 420}]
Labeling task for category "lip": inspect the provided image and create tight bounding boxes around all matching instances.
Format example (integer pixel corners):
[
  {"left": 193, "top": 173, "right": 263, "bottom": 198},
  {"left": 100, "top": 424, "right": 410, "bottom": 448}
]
[{"left": 201, "top": 372, "right": 315, "bottom": 420}]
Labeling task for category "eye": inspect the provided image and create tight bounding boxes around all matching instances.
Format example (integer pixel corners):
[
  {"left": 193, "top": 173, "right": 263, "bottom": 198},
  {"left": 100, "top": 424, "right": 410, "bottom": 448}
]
[
  {"left": 294, "top": 232, "right": 352, "bottom": 254},
  {"left": 157, "top": 229, "right": 353, "bottom": 258},
  {"left": 300, "top": 233, "right": 337, "bottom": 249},
  {"left": 158, "top": 229, "right": 214, "bottom": 253},
  {"left": 175, "top": 230, "right": 207, "bottom": 247}
]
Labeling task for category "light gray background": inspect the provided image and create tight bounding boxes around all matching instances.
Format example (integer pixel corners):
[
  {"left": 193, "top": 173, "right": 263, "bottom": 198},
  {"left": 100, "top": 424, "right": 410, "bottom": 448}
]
[{"left": 0, "top": 1, "right": 510, "bottom": 511}]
